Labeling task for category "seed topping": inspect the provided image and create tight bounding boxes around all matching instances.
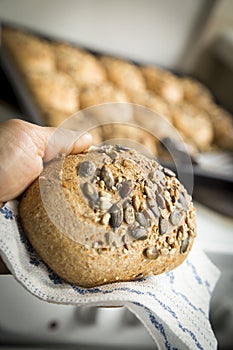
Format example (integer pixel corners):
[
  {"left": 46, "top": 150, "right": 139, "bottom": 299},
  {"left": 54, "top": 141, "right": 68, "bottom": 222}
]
[
  {"left": 159, "top": 217, "right": 168, "bottom": 235},
  {"left": 119, "top": 180, "right": 133, "bottom": 199},
  {"left": 109, "top": 204, "right": 123, "bottom": 228},
  {"left": 170, "top": 210, "right": 184, "bottom": 226},
  {"left": 129, "top": 225, "right": 148, "bottom": 240},
  {"left": 124, "top": 204, "right": 135, "bottom": 225},
  {"left": 144, "top": 247, "right": 159, "bottom": 260},
  {"left": 78, "top": 160, "right": 96, "bottom": 177},
  {"left": 82, "top": 182, "right": 99, "bottom": 202},
  {"left": 100, "top": 165, "right": 115, "bottom": 189}
]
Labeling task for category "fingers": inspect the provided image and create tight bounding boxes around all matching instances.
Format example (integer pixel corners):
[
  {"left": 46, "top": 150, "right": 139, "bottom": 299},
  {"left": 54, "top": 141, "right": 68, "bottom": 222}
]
[
  {"left": 42, "top": 127, "right": 92, "bottom": 163},
  {"left": 0, "top": 119, "right": 92, "bottom": 204}
]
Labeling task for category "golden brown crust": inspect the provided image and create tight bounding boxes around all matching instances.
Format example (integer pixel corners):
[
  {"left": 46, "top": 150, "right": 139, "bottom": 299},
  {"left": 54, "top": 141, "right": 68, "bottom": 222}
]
[
  {"left": 53, "top": 43, "right": 107, "bottom": 88},
  {"left": 128, "top": 90, "right": 172, "bottom": 122},
  {"left": 25, "top": 72, "right": 79, "bottom": 114},
  {"left": 101, "top": 56, "right": 146, "bottom": 95},
  {"left": 3, "top": 26, "right": 232, "bottom": 154},
  {"left": 141, "top": 66, "right": 184, "bottom": 104},
  {"left": 79, "top": 82, "right": 129, "bottom": 109},
  {"left": 2, "top": 27, "right": 55, "bottom": 74},
  {"left": 171, "top": 103, "right": 214, "bottom": 151},
  {"left": 206, "top": 104, "right": 233, "bottom": 151},
  {"left": 19, "top": 145, "right": 196, "bottom": 288},
  {"left": 182, "top": 77, "right": 213, "bottom": 107},
  {"left": 101, "top": 124, "right": 158, "bottom": 156}
]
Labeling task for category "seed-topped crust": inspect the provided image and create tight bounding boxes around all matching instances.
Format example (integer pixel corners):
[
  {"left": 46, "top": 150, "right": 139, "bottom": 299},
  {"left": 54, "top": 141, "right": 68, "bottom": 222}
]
[{"left": 19, "top": 145, "right": 196, "bottom": 287}]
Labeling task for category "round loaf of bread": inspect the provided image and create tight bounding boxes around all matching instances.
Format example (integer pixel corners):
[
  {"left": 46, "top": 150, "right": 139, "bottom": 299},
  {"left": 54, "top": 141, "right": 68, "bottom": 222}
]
[{"left": 19, "top": 145, "right": 196, "bottom": 287}]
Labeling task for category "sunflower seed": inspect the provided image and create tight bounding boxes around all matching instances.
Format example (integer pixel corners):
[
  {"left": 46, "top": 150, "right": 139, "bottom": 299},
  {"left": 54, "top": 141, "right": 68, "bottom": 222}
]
[
  {"left": 157, "top": 184, "right": 164, "bottom": 194},
  {"left": 99, "top": 190, "right": 112, "bottom": 199},
  {"left": 105, "top": 230, "right": 114, "bottom": 244},
  {"left": 132, "top": 194, "right": 141, "bottom": 211},
  {"left": 109, "top": 204, "right": 123, "bottom": 228},
  {"left": 149, "top": 169, "right": 165, "bottom": 184},
  {"left": 180, "top": 236, "right": 189, "bottom": 254},
  {"left": 163, "top": 167, "right": 176, "bottom": 177},
  {"left": 100, "top": 165, "right": 115, "bottom": 189},
  {"left": 119, "top": 180, "right": 132, "bottom": 199},
  {"left": 100, "top": 198, "right": 112, "bottom": 211},
  {"left": 101, "top": 213, "right": 111, "bottom": 225},
  {"left": 144, "top": 247, "right": 159, "bottom": 260},
  {"left": 147, "top": 198, "right": 160, "bottom": 218},
  {"left": 144, "top": 185, "right": 153, "bottom": 198},
  {"left": 122, "top": 199, "right": 130, "bottom": 208},
  {"left": 78, "top": 161, "right": 96, "bottom": 177},
  {"left": 109, "top": 150, "right": 119, "bottom": 159},
  {"left": 143, "top": 208, "right": 155, "bottom": 222},
  {"left": 116, "top": 144, "right": 130, "bottom": 152},
  {"left": 169, "top": 210, "right": 184, "bottom": 226},
  {"left": 136, "top": 212, "right": 150, "bottom": 227},
  {"left": 82, "top": 182, "right": 99, "bottom": 202},
  {"left": 124, "top": 204, "right": 135, "bottom": 225},
  {"left": 156, "top": 193, "right": 166, "bottom": 209},
  {"left": 129, "top": 226, "right": 148, "bottom": 240},
  {"left": 159, "top": 217, "right": 168, "bottom": 235},
  {"left": 88, "top": 199, "right": 100, "bottom": 209},
  {"left": 178, "top": 192, "right": 189, "bottom": 210}
]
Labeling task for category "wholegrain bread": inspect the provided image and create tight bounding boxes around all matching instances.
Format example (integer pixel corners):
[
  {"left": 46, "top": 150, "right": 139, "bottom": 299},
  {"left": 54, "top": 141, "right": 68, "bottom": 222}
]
[{"left": 20, "top": 145, "right": 196, "bottom": 287}]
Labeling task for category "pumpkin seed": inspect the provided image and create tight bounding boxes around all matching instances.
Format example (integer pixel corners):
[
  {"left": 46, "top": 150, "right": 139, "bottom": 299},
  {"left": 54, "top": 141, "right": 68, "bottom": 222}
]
[
  {"left": 163, "top": 167, "right": 176, "bottom": 177},
  {"left": 147, "top": 198, "right": 160, "bottom": 218},
  {"left": 129, "top": 225, "right": 148, "bottom": 240},
  {"left": 159, "top": 217, "right": 168, "bottom": 235},
  {"left": 180, "top": 236, "right": 189, "bottom": 254},
  {"left": 82, "top": 182, "right": 99, "bottom": 202},
  {"left": 116, "top": 144, "right": 130, "bottom": 152},
  {"left": 100, "top": 165, "right": 115, "bottom": 189},
  {"left": 78, "top": 160, "right": 96, "bottom": 177},
  {"left": 136, "top": 212, "right": 150, "bottom": 227},
  {"left": 109, "top": 204, "right": 123, "bottom": 228},
  {"left": 119, "top": 180, "right": 132, "bottom": 199},
  {"left": 109, "top": 150, "right": 119, "bottom": 159},
  {"left": 124, "top": 204, "right": 135, "bottom": 225},
  {"left": 170, "top": 210, "right": 184, "bottom": 226},
  {"left": 156, "top": 193, "right": 166, "bottom": 209},
  {"left": 178, "top": 192, "right": 189, "bottom": 210}
]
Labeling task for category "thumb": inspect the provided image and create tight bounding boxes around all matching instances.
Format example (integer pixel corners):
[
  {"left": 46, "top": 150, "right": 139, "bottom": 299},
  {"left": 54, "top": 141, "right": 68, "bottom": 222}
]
[{"left": 41, "top": 127, "right": 93, "bottom": 163}]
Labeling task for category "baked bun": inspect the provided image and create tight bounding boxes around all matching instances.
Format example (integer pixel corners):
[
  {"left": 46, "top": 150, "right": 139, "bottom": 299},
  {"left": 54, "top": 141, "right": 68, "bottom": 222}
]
[
  {"left": 25, "top": 72, "right": 79, "bottom": 114},
  {"left": 53, "top": 43, "right": 107, "bottom": 88},
  {"left": 19, "top": 145, "right": 196, "bottom": 287},
  {"left": 2, "top": 27, "right": 55, "bottom": 74},
  {"left": 141, "top": 66, "right": 184, "bottom": 104},
  {"left": 101, "top": 56, "right": 146, "bottom": 95}
]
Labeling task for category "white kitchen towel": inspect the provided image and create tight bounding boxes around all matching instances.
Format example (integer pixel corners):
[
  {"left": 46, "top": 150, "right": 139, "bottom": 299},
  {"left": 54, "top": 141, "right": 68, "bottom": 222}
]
[{"left": 0, "top": 200, "right": 220, "bottom": 350}]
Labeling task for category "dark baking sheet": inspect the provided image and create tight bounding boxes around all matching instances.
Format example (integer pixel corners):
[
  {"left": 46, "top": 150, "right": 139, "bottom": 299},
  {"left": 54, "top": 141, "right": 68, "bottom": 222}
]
[{"left": 1, "top": 22, "right": 233, "bottom": 217}]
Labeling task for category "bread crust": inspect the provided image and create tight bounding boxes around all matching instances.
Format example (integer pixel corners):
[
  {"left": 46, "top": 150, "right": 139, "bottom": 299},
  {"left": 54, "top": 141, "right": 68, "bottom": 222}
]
[{"left": 19, "top": 146, "right": 196, "bottom": 287}]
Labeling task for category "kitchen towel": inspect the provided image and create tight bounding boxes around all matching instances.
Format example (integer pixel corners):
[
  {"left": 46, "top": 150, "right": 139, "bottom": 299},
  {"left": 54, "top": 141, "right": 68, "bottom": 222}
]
[{"left": 0, "top": 200, "right": 220, "bottom": 350}]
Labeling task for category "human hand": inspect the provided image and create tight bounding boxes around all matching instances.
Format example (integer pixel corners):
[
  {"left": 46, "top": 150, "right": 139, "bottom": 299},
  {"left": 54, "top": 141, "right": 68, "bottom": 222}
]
[
  {"left": 0, "top": 119, "right": 92, "bottom": 273},
  {"left": 0, "top": 119, "right": 92, "bottom": 206}
]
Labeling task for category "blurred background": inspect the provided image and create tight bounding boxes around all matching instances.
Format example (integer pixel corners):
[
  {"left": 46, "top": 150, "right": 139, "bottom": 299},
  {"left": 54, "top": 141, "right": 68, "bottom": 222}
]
[{"left": 0, "top": 0, "right": 233, "bottom": 349}]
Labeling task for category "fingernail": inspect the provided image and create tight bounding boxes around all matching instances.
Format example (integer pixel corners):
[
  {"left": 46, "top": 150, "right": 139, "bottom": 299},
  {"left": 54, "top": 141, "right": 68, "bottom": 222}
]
[{"left": 80, "top": 132, "right": 92, "bottom": 143}]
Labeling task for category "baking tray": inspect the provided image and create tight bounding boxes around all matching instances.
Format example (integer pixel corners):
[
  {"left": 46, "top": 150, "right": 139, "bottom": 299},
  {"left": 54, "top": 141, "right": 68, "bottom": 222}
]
[{"left": 1, "top": 22, "right": 233, "bottom": 216}]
